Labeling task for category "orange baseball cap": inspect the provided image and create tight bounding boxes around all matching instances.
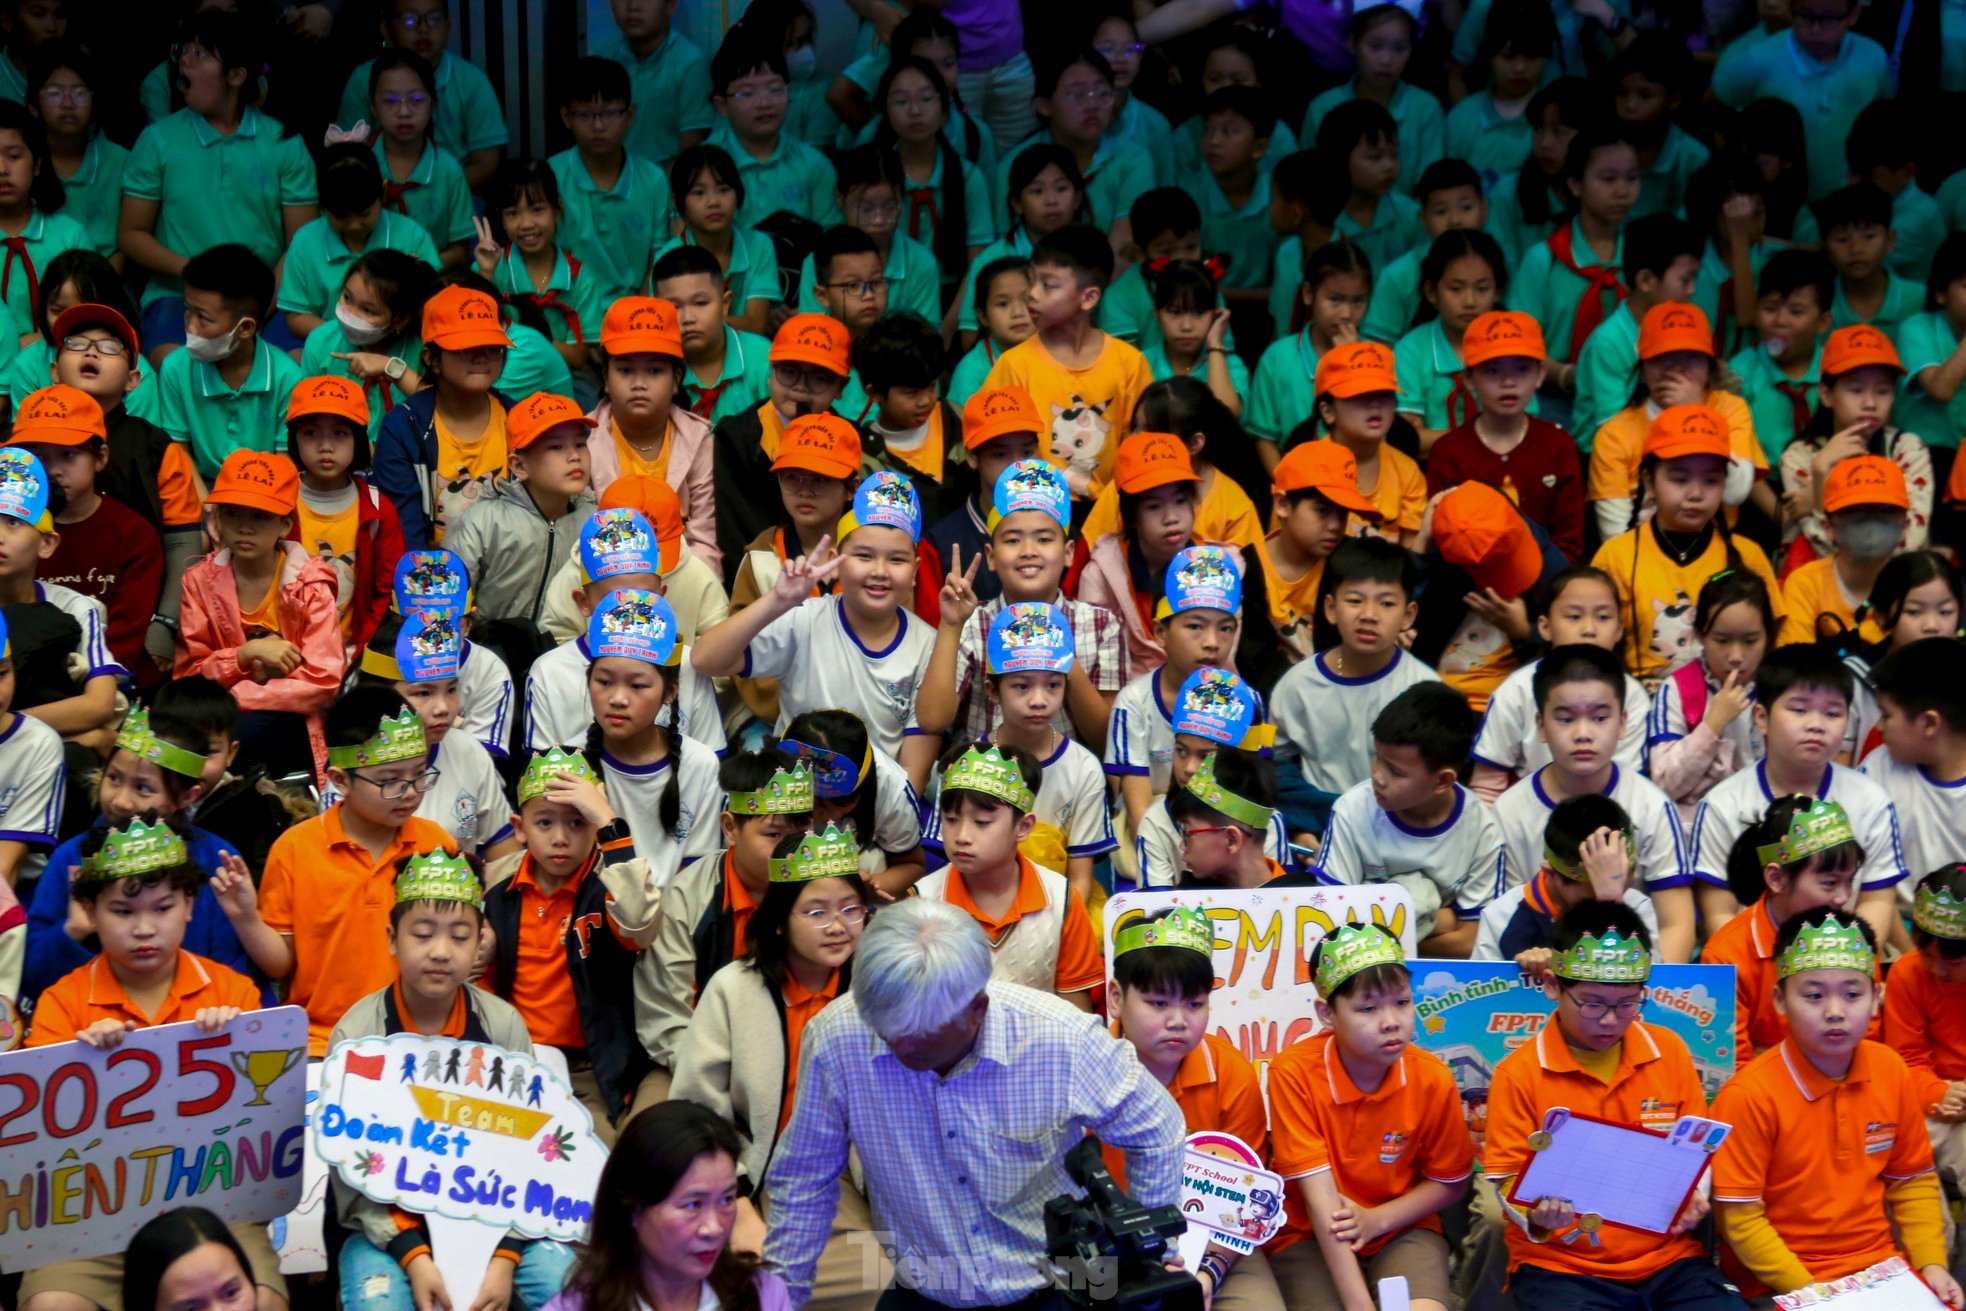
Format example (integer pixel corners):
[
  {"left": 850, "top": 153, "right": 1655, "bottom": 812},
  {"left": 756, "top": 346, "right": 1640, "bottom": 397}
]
[
  {"left": 421, "top": 285, "right": 513, "bottom": 351},
  {"left": 1642, "top": 404, "right": 1732, "bottom": 462},
  {"left": 1460, "top": 311, "right": 1547, "bottom": 367},
  {"left": 1433, "top": 482, "right": 1541, "bottom": 598},
  {"left": 962, "top": 386, "right": 1042, "bottom": 450},
  {"left": 1314, "top": 342, "right": 1399, "bottom": 399},
  {"left": 1637, "top": 302, "right": 1714, "bottom": 360},
  {"left": 10, "top": 385, "right": 105, "bottom": 446},
  {"left": 285, "top": 375, "right": 371, "bottom": 429},
  {"left": 770, "top": 313, "right": 851, "bottom": 377},
  {"left": 1821, "top": 325, "right": 1904, "bottom": 377},
  {"left": 772, "top": 413, "right": 862, "bottom": 480},
  {"left": 508, "top": 392, "right": 597, "bottom": 451},
  {"left": 207, "top": 450, "right": 299, "bottom": 517},
  {"left": 51, "top": 302, "right": 139, "bottom": 358},
  {"left": 1821, "top": 454, "right": 1910, "bottom": 514},
  {"left": 1113, "top": 431, "right": 1197, "bottom": 493},
  {"left": 597, "top": 474, "right": 685, "bottom": 573},
  {"left": 1271, "top": 441, "right": 1379, "bottom": 518},
  {"left": 601, "top": 297, "right": 684, "bottom": 358}
]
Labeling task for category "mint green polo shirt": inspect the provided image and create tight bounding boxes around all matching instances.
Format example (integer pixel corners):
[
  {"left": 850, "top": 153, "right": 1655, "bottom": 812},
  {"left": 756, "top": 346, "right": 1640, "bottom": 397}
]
[
  {"left": 1109, "top": 95, "right": 1177, "bottom": 187},
  {"left": 299, "top": 320, "right": 425, "bottom": 438},
  {"left": 1187, "top": 164, "right": 1279, "bottom": 292},
  {"left": 1483, "top": 178, "right": 1561, "bottom": 267},
  {"left": 836, "top": 366, "right": 872, "bottom": 428},
  {"left": 549, "top": 148, "right": 674, "bottom": 309},
  {"left": 2, "top": 339, "right": 48, "bottom": 406},
  {"left": 491, "top": 248, "right": 606, "bottom": 348},
  {"left": 1334, "top": 190, "right": 1426, "bottom": 288},
  {"left": 56, "top": 136, "right": 130, "bottom": 259},
  {"left": 959, "top": 228, "right": 1033, "bottom": 336},
  {"left": 124, "top": 106, "right": 318, "bottom": 305},
  {"left": 1144, "top": 340, "right": 1249, "bottom": 398},
  {"left": 594, "top": 30, "right": 715, "bottom": 167},
  {"left": 1895, "top": 311, "right": 1966, "bottom": 449},
  {"left": 705, "top": 121, "right": 843, "bottom": 229},
  {"left": 796, "top": 232, "right": 939, "bottom": 322},
  {"left": 0, "top": 50, "right": 26, "bottom": 104},
  {"left": 1792, "top": 185, "right": 1947, "bottom": 285},
  {"left": 1711, "top": 30, "right": 1893, "bottom": 202},
  {"left": 1443, "top": 92, "right": 1532, "bottom": 195},
  {"left": 140, "top": 61, "right": 170, "bottom": 124},
  {"left": 496, "top": 322, "right": 575, "bottom": 405},
  {"left": 1510, "top": 217, "right": 1626, "bottom": 363},
  {"left": 899, "top": 151, "right": 997, "bottom": 252},
  {"left": 1631, "top": 126, "right": 1711, "bottom": 220},
  {"left": 947, "top": 337, "right": 997, "bottom": 411},
  {"left": 155, "top": 340, "right": 305, "bottom": 478},
  {"left": 1729, "top": 340, "right": 1824, "bottom": 462},
  {"left": 1830, "top": 273, "right": 1925, "bottom": 340},
  {"left": 1939, "top": 168, "right": 1966, "bottom": 234},
  {"left": 0, "top": 211, "right": 90, "bottom": 335},
  {"left": 1172, "top": 117, "right": 1300, "bottom": 189},
  {"left": 277, "top": 210, "right": 441, "bottom": 321},
  {"left": 994, "top": 131, "right": 1154, "bottom": 234},
  {"left": 653, "top": 227, "right": 782, "bottom": 316},
  {"left": 1269, "top": 237, "right": 1304, "bottom": 337},
  {"left": 1571, "top": 301, "right": 1643, "bottom": 451},
  {"left": 685, "top": 326, "right": 772, "bottom": 426},
  {"left": 1453, "top": 0, "right": 1627, "bottom": 77},
  {"left": 1247, "top": 329, "right": 1322, "bottom": 444},
  {"left": 371, "top": 139, "right": 474, "bottom": 248},
  {"left": 1361, "top": 247, "right": 1426, "bottom": 345},
  {"left": 337, "top": 49, "right": 508, "bottom": 159},
  {"left": 1395, "top": 319, "right": 1469, "bottom": 432},
  {"left": 1692, "top": 239, "right": 1775, "bottom": 358},
  {"left": 1302, "top": 81, "right": 1445, "bottom": 194}
]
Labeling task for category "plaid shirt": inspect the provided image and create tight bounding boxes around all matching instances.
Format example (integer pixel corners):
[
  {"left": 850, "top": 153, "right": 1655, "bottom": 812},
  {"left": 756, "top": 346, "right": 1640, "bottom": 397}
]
[
  {"left": 942, "top": 595, "right": 1128, "bottom": 744},
  {"left": 762, "top": 983, "right": 1186, "bottom": 1308}
]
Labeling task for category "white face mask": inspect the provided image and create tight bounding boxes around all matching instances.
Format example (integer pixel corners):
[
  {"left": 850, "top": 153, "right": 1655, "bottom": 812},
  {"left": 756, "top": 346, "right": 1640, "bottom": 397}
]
[
  {"left": 785, "top": 44, "right": 818, "bottom": 80},
  {"left": 184, "top": 324, "right": 243, "bottom": 364},
  {"left": 336, "top": 303, "right": 391, "bottom": 347}
]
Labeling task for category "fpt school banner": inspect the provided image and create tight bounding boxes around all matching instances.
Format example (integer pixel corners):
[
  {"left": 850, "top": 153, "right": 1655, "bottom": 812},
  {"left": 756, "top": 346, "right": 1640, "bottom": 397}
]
[{"left": 0, "top": 1005, "right": 308, "bottom": 1269}]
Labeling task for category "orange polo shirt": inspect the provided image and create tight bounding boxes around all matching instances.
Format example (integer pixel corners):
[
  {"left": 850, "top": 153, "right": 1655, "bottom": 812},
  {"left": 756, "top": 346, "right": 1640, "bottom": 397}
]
[
  {"left": 504, "top": 842, "right": 646, "bottom": 1049},
  {"left": 1700, "top": 895, "right": 1882, "bottom": 1059},
  {"left": 1883, "top": 950, "right": 1966, "bottom": 1113},
  {"left": 1483, "top": 1020, "right": 1710, "bottom": 1281},
  {"left": 1267, "top": 1033, "right": 1474, "bottom": 1257},
  {"left": 28, "top": 951, "right": 262, "bottom": 1046},
  {"left": 1712, "top": 1039, "right": 1936, "bottom": 1292},
  {"left": 938, "top": 854, "right": 1105, "bottom": 993},
  {"left": 779, "top": 968, "right": 841, "bottom": 1132},
  {"left": 724, "top": 853, "right": 760, "bottom": 961},
  {"left": 390, "top": 979, "right": 474, "bottom": 1037},
  {"left": 258, "top": 806, "right": 458, "bottom": 1056},
  {"left": 1103, "top": 1033, "right": 1267, "bottom": 1189}
]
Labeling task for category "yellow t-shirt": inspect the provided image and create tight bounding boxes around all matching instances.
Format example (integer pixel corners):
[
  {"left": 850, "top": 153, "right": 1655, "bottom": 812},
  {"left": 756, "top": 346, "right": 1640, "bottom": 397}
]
[
  {"left": 612, "top": 420, "right": 672, "bottom": 483},
  {"left": 432, "top": 399, "right": 508, "bottom": 542},
  {"left": 1438, "top": 611, "right": 1520, "bottom": 714},
  {"left": 1779, "top": 555, "right": 1885, "bottom": 647},
  {"left": 239, "top": 572, "right": 282, "bottom": 638},
  {"left": 1081, "top": 465, "right": 1264, "bottom": 552},
  {"left": 1592, "top": 524, "right": 1786, "bottom": 686},
  {"left": 1257, "top": 534, "right": 1326, "bottom": 660},
  {"left": 982, "top": 333, "right": 1155, "bottom": 497},
  {"left": 1353, "top": 441, "right": 1427, "bottom": 538},
  {"left": 875, "top": 409, "right": 947, "bottom": 483},
  {"left": 1587, "top": 391, "right": 1766, "bottom": 511},
  {"left": 297, "top": 496, "right": 361, "bottom": 634}
]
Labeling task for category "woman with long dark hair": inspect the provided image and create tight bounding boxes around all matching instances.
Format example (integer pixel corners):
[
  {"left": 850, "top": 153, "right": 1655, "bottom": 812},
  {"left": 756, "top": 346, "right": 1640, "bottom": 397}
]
[{"left": 121, "top": 1207, "right": 261, "bottom": 1311}]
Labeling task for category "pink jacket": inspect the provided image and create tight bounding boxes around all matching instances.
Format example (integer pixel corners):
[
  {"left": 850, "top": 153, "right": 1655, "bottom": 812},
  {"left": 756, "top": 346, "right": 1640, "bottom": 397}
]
[
  {"left": 1073, "top": 535, "right": 1245, "bottom": 681},
  {"left": 583, "top": 400, "right": 721, "bottom": 577},
  {"left": 176, "top": 540, "right": 347, "bottom": 715}
]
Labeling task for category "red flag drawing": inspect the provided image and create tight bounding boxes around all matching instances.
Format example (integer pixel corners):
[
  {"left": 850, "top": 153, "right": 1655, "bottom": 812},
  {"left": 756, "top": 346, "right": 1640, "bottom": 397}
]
[{"left": 345, "top": 1051, "right": 386, "bottom": 1081}]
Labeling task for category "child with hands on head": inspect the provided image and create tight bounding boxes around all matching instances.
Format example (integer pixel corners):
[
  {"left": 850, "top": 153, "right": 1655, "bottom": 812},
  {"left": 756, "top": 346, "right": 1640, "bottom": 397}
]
[
  {"left": 1646, "top": 569, "right": 1776, "bottom": 821},
  {"left": 1475, "top": 795, "right": 1664, "bottom": 970}
]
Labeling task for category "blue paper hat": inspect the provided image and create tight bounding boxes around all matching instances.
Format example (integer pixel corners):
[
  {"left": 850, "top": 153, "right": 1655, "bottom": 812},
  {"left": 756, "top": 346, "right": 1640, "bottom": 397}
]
[
  {"left": 836, "top": 470, "right": 922, "bottom": 542},
  {"left": 783, "top": 737, "right": 868, "bottom": 799},
  {"left": 393, "top": 550, "right": 470, "bottom": 613},
  {"left": 397, "top": 608, "right": 463, "bottom": 682},
  {"left": 987, "top": 602, "right": 1075, "bottom": 675},
  {"left": 0, "top": 448, "right": 50, "bottom": 532},
  {"left": 579, "top": 507, "right": 660, "bottom": 584},
  {"left": 1172, "top": 668, "right": 1259, "bottom": 746},
  {"left": 587, "top": 588, "right": 680, "bottom": 667},
  {"left": 1159, "top": 545, "right": 1243, "bottom": 619},
  {"left": 989, "top": 459, "right": 1070, "bottom": 531},
  {"left": 0, "top": 611, "right": 10, "bottom": 663}
]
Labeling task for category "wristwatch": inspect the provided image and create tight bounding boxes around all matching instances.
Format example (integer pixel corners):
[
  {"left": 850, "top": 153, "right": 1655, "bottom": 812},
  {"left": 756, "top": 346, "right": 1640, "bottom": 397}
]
[
  {"left": 595, "top": 818, "right": 632, "bottom": 845},
  {"left": 383, "top": 356, "right": 407, "bottom": 381}
]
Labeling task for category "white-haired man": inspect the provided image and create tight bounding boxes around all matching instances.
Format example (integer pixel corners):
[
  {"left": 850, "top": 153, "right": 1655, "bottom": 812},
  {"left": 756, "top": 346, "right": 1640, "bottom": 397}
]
[{"left": 762, "top": 898, "right": 1187, "bottom": 1311}]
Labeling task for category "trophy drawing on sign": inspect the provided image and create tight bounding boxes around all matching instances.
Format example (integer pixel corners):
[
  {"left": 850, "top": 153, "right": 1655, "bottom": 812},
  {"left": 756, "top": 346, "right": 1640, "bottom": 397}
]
[{"left": 233, "top": 1046, "right": 305, "bottom": 1107}]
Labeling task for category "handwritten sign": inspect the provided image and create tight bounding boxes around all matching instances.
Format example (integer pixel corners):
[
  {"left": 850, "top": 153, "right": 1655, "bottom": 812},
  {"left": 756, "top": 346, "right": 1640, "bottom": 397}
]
[
  {"left": 1180, "top": 1132, "right": 1285, "bottom": 1261},
  {"left": 0, "top": 1005, "right": 307, "bottom": 1269},
  {"left": 1103, "top": 886, "right": 1417, "bottom": 1079},
  {"left": 1775, "top": 1257, "right": 1949, "bottom": 1309}
]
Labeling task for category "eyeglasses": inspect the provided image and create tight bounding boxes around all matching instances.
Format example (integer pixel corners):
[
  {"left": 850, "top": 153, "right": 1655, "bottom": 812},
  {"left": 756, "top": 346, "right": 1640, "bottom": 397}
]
[
  {"left": 796, "top": 904, "right": 870, "bottom": 926},
  {"left": 394, "top": 10, "right": 451, "bottom": 30},
  {"left": 825, "top": 277, "right": 888, "bottom": 299},
  {"left": 380, "top": 93, "right": 431, "bottom": 111},
  {"left": 1177, "top": 824, "right": 1232, "bottom": 843},
  {"left": 60, "top": 335, "right": 127, "bottom": 357},
  {"left": 352, "top": 768, "right": 441, "bottom": 800},
  {"left": 1059, "top": 86, "right": 1116, "bottom": 105},
  {"left": 1570, "top": 999, "right": 1645, "bottom": 1019},
  {"left": 728, "top": 83, "right": 789, "bottom": 103},
  {"left": 37, "top": 87, "right": 91, "bottom": 106},
  {"left": 569, "top": 107, "right": 627, "bottom": 125},
  {"left": 1094, "top": 42, "right": 1144, "bottom": 60},
  {"left": 772, "top": 362, "right": 840, "bottom": 391}
]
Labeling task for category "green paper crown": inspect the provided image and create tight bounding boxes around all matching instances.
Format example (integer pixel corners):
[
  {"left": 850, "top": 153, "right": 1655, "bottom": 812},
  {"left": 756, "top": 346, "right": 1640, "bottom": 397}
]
[
  {"left": 1756, "top": 798, "right": 1857, "bottom": 869},
  {"left": 768, "top": 823, "right": 861, "bottom": 883},
  {"left": 1553, "top": 927, "right": 1652, "bottom": 984},
  {"left": 1776, "top": 912, "right": 1875, "bottom": 981},
  {"left": 1314, "top": 923, "right": 1406, "bottom": 997},
  {"left": 327, "top": 706, "right": 428, "bottom": 771},
  {"left": 1914, "top": 881, "right": 1966, "bottom": 942},
  {"left": 394, "top": 848, "right": 483, "bottom": 909},
  {"left": 1115, "top": 906, "right": 1214, "bottom": 959},
  {"left": 1185, "top": 754, "right": 1273, "bottom": 831},
  {"left": 731, "top": 762, "right": 816, "bottom": 816},
  {"left": 1544, "top": 830, "right": 1638, "bottom": 884},
  {"left": 84, "top": 818, "right": 188, "bottom": 878},
  {"left": 115, "top": 706, "right": 208, "bottom": 780},
  {"left": 517, "top": 747, "right": 604, "bottom": 806},
  {"left": 945, "top": 745, "right": 1035, "bottom": 812}
]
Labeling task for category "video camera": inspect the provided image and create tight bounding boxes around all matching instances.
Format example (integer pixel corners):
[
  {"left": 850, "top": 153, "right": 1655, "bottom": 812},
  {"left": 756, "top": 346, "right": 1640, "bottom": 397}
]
[{"left": 1044, "top": 1136, "right": 1204, "bottom": 1311}]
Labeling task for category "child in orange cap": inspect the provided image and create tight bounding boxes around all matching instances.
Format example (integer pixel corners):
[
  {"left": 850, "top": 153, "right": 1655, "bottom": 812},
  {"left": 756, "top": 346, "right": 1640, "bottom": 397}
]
[
  {"left": 10, "top": 384, "right": 166, "bottom": 692},
  {"left": 1587, "top": 301, "right": 1770, "bottom": 544},
  {"left": 919, "top": 386, "right": 1043, "bottom": 623},
  {"left": 176, "top": 450, "right": 346, "bottom": 776},
  {"left": 1315, "top": 341, "right": 1425, "bottom": 545},
  {"left": 1783, "top": 324, "right": 1932, "bottom": 568},
  {"left": 1412, "top": 481, "right": 1564, "bottom": 714},
  {"left": 1427, "top": 311, "right": 1586, "bottom": 562},
  {"left": 283, "top": 374, "right": 405, "bottom": 661},
  {"left": 1078, "top": 380, "right": 1266, "bottom": 559},
  {"left": 1591, "top": 404, "right": 1786, "bottom": 686},
  {"left": 1260, "top": 441, "right": 1379, "bottom": 660},
  {"left": 1780, "top": 455, "right": 1909, "bottom": 646},
  {"left": 711, "top": 311, "right": 852, "bottom": 576},
  {"left": 372, "top": 282, "right": 517, "bottom": 549},
  {"left": 587, "top": 296, "right": 720, "bottom": 575}
]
